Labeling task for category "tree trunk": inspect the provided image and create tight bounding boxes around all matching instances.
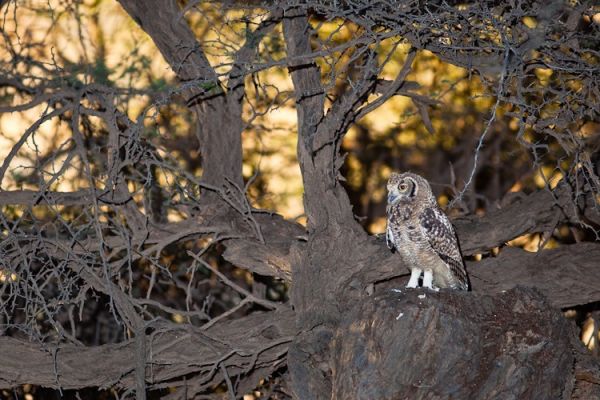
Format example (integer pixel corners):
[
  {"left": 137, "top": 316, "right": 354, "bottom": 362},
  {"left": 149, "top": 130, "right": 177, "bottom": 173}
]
[{"left": 331, "top": 287, "right": 573, "bottom": 400}]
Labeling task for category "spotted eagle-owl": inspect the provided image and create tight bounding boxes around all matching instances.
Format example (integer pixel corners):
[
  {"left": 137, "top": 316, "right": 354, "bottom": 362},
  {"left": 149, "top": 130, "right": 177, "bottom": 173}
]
[{"left": 386, "top": 172, "right": 469, "bottom": 290}]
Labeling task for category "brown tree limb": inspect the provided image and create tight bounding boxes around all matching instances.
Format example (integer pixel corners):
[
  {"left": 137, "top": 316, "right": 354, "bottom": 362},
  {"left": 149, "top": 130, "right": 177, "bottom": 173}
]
[
  {"left": 454, "top": 183, "right": 599, "bottom": 255},
  {"left": 0, "top": 189, "right": 105, "bottom": 206},
  {"left": 145, "top": 208, "right": 304, "bottom": 280},
  {"left": 469, "top": 242, "right": 600, "bottom": 308},
  {"left": 0, "top": 307, "right": 295, "bottom": 392},
  {"left": 117, "top": 0, "right": 244, "bottom": 189},
  {"left": 222, "top": 238, "right": 294, "bottom": 281},
  {"left": 283, "top": 6, "right": 360, "bottom": 231}
]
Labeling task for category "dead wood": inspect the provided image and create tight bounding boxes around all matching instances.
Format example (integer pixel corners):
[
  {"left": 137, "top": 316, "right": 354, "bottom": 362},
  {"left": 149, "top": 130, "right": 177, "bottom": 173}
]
[
  {"left": 469, "top": 243, "right": 600, "bottom": 308},
  {"left": 455, "top": 183, "right": 600, "bottom": 255},
  {"left": 329, "top": 287, "right": 597, "bottom": 400},
  {"left": 0, "top": 308, "right": 295, "bottom": 394}
]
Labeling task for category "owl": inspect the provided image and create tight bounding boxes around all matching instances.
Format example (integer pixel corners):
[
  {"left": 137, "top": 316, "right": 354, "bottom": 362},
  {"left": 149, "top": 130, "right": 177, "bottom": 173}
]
[{"left": 386, "top": 172, "right": 469, "bottom": 291}]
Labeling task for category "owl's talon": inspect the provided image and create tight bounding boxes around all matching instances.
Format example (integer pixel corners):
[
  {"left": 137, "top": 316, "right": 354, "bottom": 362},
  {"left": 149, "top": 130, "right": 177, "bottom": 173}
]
[
  {"left": 422, "top": 269, "right": 439, "bottom": 291},
  {"left": 406, "top": 268, "right": 422, "bottom": 288}
]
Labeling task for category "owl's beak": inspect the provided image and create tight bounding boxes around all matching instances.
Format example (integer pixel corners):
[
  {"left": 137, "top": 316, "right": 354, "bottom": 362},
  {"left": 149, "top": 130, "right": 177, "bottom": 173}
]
[{"left": 387, "top": 192, "right": 398, "bottom": 204}]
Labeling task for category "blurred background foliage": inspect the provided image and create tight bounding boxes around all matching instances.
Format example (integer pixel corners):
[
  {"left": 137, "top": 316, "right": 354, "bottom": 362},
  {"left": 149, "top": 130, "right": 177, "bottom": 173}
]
[{"left": 0, "top": 1, "right": 599, "bottom": 397}]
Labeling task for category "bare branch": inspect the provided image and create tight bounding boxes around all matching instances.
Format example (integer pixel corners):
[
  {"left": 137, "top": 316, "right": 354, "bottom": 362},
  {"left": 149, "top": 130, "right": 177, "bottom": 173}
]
[
  {"left": 0, "top": 308, "right": 294, "bottom": 392},
  {"left": 187, "top": 250, "right": 279, "bottom": 311},
  {"left": 0, "top": 189, "right": 106, "bottom": 206},
  {"left": 282, "top": 7, "right": 325, "bottom": 155},
  {"left": 469, "top": 242, "right": 600, "bottom": 308},
  {"left": 453, "top": 183, "right": 598, "bottom": 255}
]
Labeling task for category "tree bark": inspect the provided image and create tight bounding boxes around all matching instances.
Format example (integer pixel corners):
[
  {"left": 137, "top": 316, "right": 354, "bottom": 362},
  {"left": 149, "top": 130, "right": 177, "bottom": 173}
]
[
  {"left": 118, "top": 0, "right": 245, "bottom": 189},
  {"left": 331, "top": 287, "right": 576, "bottom": 400},
  {"left": 0, "top": 308, "right": 295, "bottom": 393}
]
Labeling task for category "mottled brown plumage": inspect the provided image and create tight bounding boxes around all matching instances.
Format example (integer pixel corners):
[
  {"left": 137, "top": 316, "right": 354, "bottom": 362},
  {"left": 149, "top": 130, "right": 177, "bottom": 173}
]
[{"left": 386, "top": 172, "right": 469, "bottom": 290}]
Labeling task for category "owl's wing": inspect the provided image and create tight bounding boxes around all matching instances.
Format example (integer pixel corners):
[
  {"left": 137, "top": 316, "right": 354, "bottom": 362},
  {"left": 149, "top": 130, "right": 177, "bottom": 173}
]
[{"left": 419, "top": 207, "right": 469, "bottom": 290}]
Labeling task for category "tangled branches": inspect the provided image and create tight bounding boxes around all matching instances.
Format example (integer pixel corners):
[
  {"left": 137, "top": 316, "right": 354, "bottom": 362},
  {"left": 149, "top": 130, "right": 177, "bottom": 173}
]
[{"left": 0, "top": 0, "right": 598, "bottom": 398}]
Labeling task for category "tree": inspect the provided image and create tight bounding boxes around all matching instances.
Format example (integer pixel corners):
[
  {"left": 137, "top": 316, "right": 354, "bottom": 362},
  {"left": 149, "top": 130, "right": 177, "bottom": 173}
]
[{"left": 0, "top": 0, "right": 599, "bottom": 399}]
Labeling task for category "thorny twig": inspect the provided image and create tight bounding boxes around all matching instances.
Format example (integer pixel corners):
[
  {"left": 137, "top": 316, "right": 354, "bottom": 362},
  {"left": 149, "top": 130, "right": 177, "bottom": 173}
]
[{"left": 449, "top": 46, "right": 511, "bottom": 209}]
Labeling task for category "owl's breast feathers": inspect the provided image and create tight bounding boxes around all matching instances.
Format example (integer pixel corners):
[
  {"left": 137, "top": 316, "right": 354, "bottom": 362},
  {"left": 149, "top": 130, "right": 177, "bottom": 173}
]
[{"left": 386, "top": 204, "right": 422, "bottom": 259}]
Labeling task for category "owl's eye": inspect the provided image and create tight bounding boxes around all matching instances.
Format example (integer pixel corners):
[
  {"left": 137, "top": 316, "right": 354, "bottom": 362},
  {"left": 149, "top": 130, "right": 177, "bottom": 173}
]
[{"left": 399, "top": 183, "right": 408, "bottom": 191}]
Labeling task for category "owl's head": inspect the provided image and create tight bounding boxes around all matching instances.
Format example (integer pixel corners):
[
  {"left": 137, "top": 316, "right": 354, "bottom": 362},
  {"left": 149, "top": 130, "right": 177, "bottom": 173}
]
[{"left": 387, "top": 172, "right": 435, "bottom": 205}]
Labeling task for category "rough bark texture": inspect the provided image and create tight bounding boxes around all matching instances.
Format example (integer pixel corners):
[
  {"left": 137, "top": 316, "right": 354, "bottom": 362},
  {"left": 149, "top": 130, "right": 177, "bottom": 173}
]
[
  {"left": 331, "top": 287, "right": 573, "bottom": 400},
  {"left": 454, "top": 184, "right": 600, "bottom": 255},
  {"left": 0, "top": 308, "right": 295, "bottom": 391},
  {"left": 469, "top": 243, "right": 600, "bottom": 308}
]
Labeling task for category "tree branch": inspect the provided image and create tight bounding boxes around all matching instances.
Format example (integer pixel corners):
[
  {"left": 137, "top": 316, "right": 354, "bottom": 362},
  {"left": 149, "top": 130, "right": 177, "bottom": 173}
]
[
  {"left": 283, "top": 6, "right": 361, "bottom": 231},
  {"left": 469, "top": 242, "right": 600, "bottom": 308},
  {"left": 282, "top": 7, "right": 325, "bottom": 157},
  {"left": 117, "top": 0, "right": 243, "bottom": 188},
  {"left": 454, "top": 183, "right": 599, "bottom": 255},
  {"left": 0, "top": 307, "right": 294, "bottom": 392},
  {"left": 0, "top": 189, "right": 106, "bottom": 206}
]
